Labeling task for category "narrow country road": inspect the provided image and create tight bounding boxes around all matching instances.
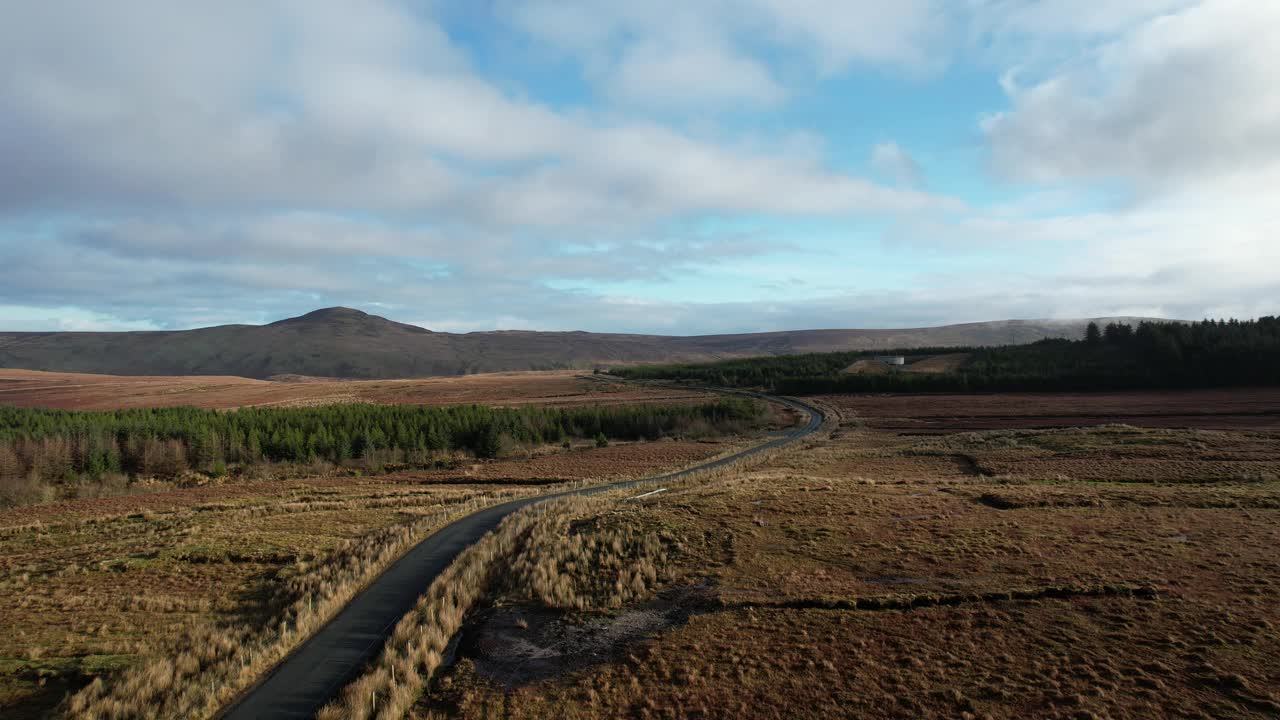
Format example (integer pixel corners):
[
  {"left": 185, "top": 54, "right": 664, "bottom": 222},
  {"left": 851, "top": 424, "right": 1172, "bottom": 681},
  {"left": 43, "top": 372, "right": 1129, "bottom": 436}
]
[{"left": 220, "top": 392, "right": 824, "bottom": 720}]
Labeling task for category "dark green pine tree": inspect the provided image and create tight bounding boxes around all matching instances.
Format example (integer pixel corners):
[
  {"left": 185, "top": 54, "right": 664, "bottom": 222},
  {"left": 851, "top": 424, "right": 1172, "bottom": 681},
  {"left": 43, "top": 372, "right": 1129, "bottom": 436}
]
[
  {"left": 476, "top": 423, "right": 504, "bottom": 459},
  {"left": 1085, "top": 322, "right": 1102, "bottom": 345}
]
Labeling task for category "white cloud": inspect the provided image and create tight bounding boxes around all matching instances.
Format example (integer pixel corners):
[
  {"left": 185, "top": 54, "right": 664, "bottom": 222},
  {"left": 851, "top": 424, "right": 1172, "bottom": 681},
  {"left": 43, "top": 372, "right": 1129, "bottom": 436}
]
[
  {"left": 0, "top": 305, "right": 164, "bottom": 332},
  {"left": 957, "top": 0, "right": 1280, "bottom": 326},
  {"left": 984, "top": 1, "right": 1280, "bottom": 188},
  {"left": 748, "top": 0, "right": 948, "bottom": 73},
  {"left": 607, "top": 39, "right": 786, "bottom": 108},
  {"left": 970, "top": 0, "right": 1197, "bottom": 37},
  {"left": 0, "top": 1, "right": 1275, "bottom": 335},
  {"left": 870, "top": 142, "right": 926, "bottom": 187},
  {"left": 0, "top": 1, "right": 950, "bottom": 227},
  {"left": 502, "top": 0, "right": 950, "bottom": 109}
]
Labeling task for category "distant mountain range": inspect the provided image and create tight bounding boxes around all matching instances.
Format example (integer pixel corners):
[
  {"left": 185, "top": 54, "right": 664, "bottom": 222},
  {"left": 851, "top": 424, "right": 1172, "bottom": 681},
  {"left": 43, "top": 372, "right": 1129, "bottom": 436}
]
[{"left": 0, "top": 307, "right": 1160, "bottom": 380}]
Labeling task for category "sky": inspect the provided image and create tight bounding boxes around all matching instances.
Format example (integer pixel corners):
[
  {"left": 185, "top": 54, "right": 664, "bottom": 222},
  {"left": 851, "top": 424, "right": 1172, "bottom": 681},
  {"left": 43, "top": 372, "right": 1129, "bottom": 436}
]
[{"left": 1, "top": 1, "right": 1277, "bottom": 334}]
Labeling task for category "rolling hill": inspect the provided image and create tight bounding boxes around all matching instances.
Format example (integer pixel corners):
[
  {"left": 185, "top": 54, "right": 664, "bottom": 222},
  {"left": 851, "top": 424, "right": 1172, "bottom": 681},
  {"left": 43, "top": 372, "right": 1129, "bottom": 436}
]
[{"left": 0, "top": 307, "right": 1156, "bottom": 380}]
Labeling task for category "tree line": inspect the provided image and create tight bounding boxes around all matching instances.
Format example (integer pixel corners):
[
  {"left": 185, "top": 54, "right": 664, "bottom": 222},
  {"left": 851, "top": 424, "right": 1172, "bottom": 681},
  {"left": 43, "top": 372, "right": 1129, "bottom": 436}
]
[
  {"left": 0, "top": 398, "right": 766, "bottom": 483},
  {"left": 612, "top": 347, "right": 966, "bottom": 389},
  {"left": 612, "top": 317, "right": 1280, "bottom": 394}
]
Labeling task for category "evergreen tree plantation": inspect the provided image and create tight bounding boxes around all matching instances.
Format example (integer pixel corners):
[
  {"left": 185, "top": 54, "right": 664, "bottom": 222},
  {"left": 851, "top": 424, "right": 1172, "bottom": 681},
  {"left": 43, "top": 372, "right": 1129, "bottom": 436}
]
[
  {"left": 0, "top": 398, "right": 766, "bottom": 488},
  {"left": 615, "top": 318, "right": 1280, "bottom": 393}
]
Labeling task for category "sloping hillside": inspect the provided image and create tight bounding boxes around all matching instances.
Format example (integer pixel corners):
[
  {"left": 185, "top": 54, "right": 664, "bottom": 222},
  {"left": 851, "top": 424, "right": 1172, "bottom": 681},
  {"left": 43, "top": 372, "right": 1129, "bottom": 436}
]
[{"left": 0, "top": 308, "right": 1154, "bottom": 379}]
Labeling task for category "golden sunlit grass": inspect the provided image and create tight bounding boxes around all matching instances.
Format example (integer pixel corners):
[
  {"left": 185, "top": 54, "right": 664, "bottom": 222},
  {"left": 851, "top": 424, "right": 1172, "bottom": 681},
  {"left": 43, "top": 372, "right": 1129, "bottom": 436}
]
[
  {"left": 63, "top": 487, "right": 540, "bottom": 720},
  {"left": 317, "top": 501, "right": 548, "bottom": 720},
  {"left": 503, "top": 497, "right": 672, "bottom": 612}
]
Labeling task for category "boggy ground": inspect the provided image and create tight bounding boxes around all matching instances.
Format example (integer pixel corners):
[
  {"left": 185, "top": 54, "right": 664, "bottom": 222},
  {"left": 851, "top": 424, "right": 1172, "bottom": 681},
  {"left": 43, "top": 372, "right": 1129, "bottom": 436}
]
[
  {"left": 824, "top": 387, "right": 1280, "bottom": 433},
  {"left": 0, "top": 438, "right": 742, "bottom": 717},
  {"left": 0, "top": 368, "right": 714, "bottom": 411},
  {"left": 423, "top": 394, "right": 1280, "bottom": 719}
]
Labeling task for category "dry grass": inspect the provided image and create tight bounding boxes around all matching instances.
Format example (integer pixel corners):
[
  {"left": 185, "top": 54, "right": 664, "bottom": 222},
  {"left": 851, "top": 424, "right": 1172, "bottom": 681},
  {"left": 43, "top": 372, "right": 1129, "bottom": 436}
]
[
  {"left": 322, "top": 494, "right": 679, "bottom": 720},
  {"left": 317, "top": 501, "right": 552, "bottom": 720},
  {"left": 503, "top": 497, "right": 673, "bottom": 612},
  {"left": 433, "top": 600, "right": 1279, "bottom": 719},
  {"left": 319, "top": 421, "right": 821, "bottom": 720},
  {"left": 819, "top": 386, "right": 1280, "bottom": 432},
  {"left": 62, "top": 489, "right": 531, "bottom": 719},
  {"left": 400, "top": 439, "right": 753, "bottom": 486},
  {"left": 419, "top": 415, "right": 1280, "bottom": 718},
  {"left": 887, "top": 424, "right": 1280, "bottom": 483},
  {"left": 0, "top": 431, "right": 744, "bottom": 718}
]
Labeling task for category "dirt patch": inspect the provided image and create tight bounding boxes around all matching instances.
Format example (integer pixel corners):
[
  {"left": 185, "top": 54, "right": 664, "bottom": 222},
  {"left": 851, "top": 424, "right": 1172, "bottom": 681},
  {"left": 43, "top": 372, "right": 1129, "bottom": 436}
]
[
  {"left": 901, "top": 352, "right": 971, "bottom": 373},
  {"left": 843, "top": 353, "right": 971, "bottom": 376},
  {"left": 452, "top": 599, "right": 691, "bottom": 688},
  {"left": 841, "top": 359, "right": 890, "bottom": 375}
]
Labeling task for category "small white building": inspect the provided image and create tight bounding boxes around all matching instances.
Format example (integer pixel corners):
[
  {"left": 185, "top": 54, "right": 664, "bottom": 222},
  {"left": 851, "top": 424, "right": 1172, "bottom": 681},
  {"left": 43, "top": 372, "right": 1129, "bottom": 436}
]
[{"left": 874, "top": 355, "right": 906, "bottom": 366}]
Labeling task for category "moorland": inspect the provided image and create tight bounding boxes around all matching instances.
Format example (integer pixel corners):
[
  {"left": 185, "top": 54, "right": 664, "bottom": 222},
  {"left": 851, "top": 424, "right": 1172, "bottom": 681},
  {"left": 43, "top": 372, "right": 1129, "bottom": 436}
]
[
  {"left": 419, "top": 389, "right": 1280, "bottom": 719},
  {"left": 2, "top": 318, "right": 1278, "bottom": 719}
]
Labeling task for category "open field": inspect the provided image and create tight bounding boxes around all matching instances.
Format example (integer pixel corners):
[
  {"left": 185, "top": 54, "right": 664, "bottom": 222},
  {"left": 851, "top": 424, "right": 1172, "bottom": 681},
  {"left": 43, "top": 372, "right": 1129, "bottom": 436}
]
[
  {"left": 822, "top": 387, "right": 1280, "bottom": 433},
  {"left": 0, "top": 435, "right": 749, "bottom": 717},
  {"left": 5, "top": 385, "right": 1279, "bottom": 718},
  {"left": 1, "top": 439, "right": 749, "bottom": 527},
  {"left": 0, "top": 369, "right": 714, "bottom": 411},
  {"left": 420, "top": 390, "right": 1280, "bottom": 719},
  {"left": 400, "top": 439, "right": 756, "bottom": 486}
]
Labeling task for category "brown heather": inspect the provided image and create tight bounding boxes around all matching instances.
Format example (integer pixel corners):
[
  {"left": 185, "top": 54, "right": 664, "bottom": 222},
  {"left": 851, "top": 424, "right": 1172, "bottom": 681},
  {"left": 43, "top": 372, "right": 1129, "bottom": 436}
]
[{"left": 409, "top": 403, "right": 1280, "bottom": 720}]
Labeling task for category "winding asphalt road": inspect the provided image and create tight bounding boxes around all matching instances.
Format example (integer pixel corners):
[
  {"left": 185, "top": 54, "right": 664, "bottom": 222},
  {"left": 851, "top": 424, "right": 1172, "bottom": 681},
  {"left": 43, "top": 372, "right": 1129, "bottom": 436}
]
[{"left": 220, "top": 391, "right": 823, "bottom": 720}]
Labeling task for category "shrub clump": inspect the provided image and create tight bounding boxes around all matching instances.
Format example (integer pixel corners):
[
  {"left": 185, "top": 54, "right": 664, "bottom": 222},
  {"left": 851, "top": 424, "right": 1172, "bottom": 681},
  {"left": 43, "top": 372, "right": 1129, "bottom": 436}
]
[{"left": 505, "top": 498, "right": 674, "bottom": 611}]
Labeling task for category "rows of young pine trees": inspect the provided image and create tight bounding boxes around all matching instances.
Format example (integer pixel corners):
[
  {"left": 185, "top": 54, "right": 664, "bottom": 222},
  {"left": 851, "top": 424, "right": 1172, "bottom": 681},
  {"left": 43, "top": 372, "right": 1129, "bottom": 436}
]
[{"left": 0, "top": 399, "right": 766, "bottom": 487}]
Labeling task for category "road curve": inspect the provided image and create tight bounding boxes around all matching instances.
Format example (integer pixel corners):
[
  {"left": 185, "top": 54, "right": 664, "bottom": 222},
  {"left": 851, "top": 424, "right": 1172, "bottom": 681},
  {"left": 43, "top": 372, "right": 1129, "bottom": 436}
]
[{"left": 220, "top": 392, "right": 824, "bottom": 720}]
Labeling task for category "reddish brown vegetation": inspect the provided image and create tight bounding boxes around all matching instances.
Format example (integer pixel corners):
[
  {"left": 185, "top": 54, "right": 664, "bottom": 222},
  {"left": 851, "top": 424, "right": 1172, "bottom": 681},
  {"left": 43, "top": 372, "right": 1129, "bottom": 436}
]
[
  {"left": 400, "top": 440, "right": 748, "bottom": 485},
  {"left": 420, "top": 390, "right": 1280, "bottom": 719},
  {"left": 821, "top": 387, "right": 1280, "bottom": 432},
  {"left": 0, "top": 369, "right": 713, "bottom": 411}
]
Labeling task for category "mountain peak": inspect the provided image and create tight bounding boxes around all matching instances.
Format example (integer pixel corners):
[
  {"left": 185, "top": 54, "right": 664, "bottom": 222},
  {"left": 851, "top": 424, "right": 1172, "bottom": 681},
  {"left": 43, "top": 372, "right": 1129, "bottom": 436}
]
[
  {"left": 295, "top": 307, "right": 369, "bottom": 322},
  {"left": 268, "top": 307, "right": 431, "bottom": 333}
]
